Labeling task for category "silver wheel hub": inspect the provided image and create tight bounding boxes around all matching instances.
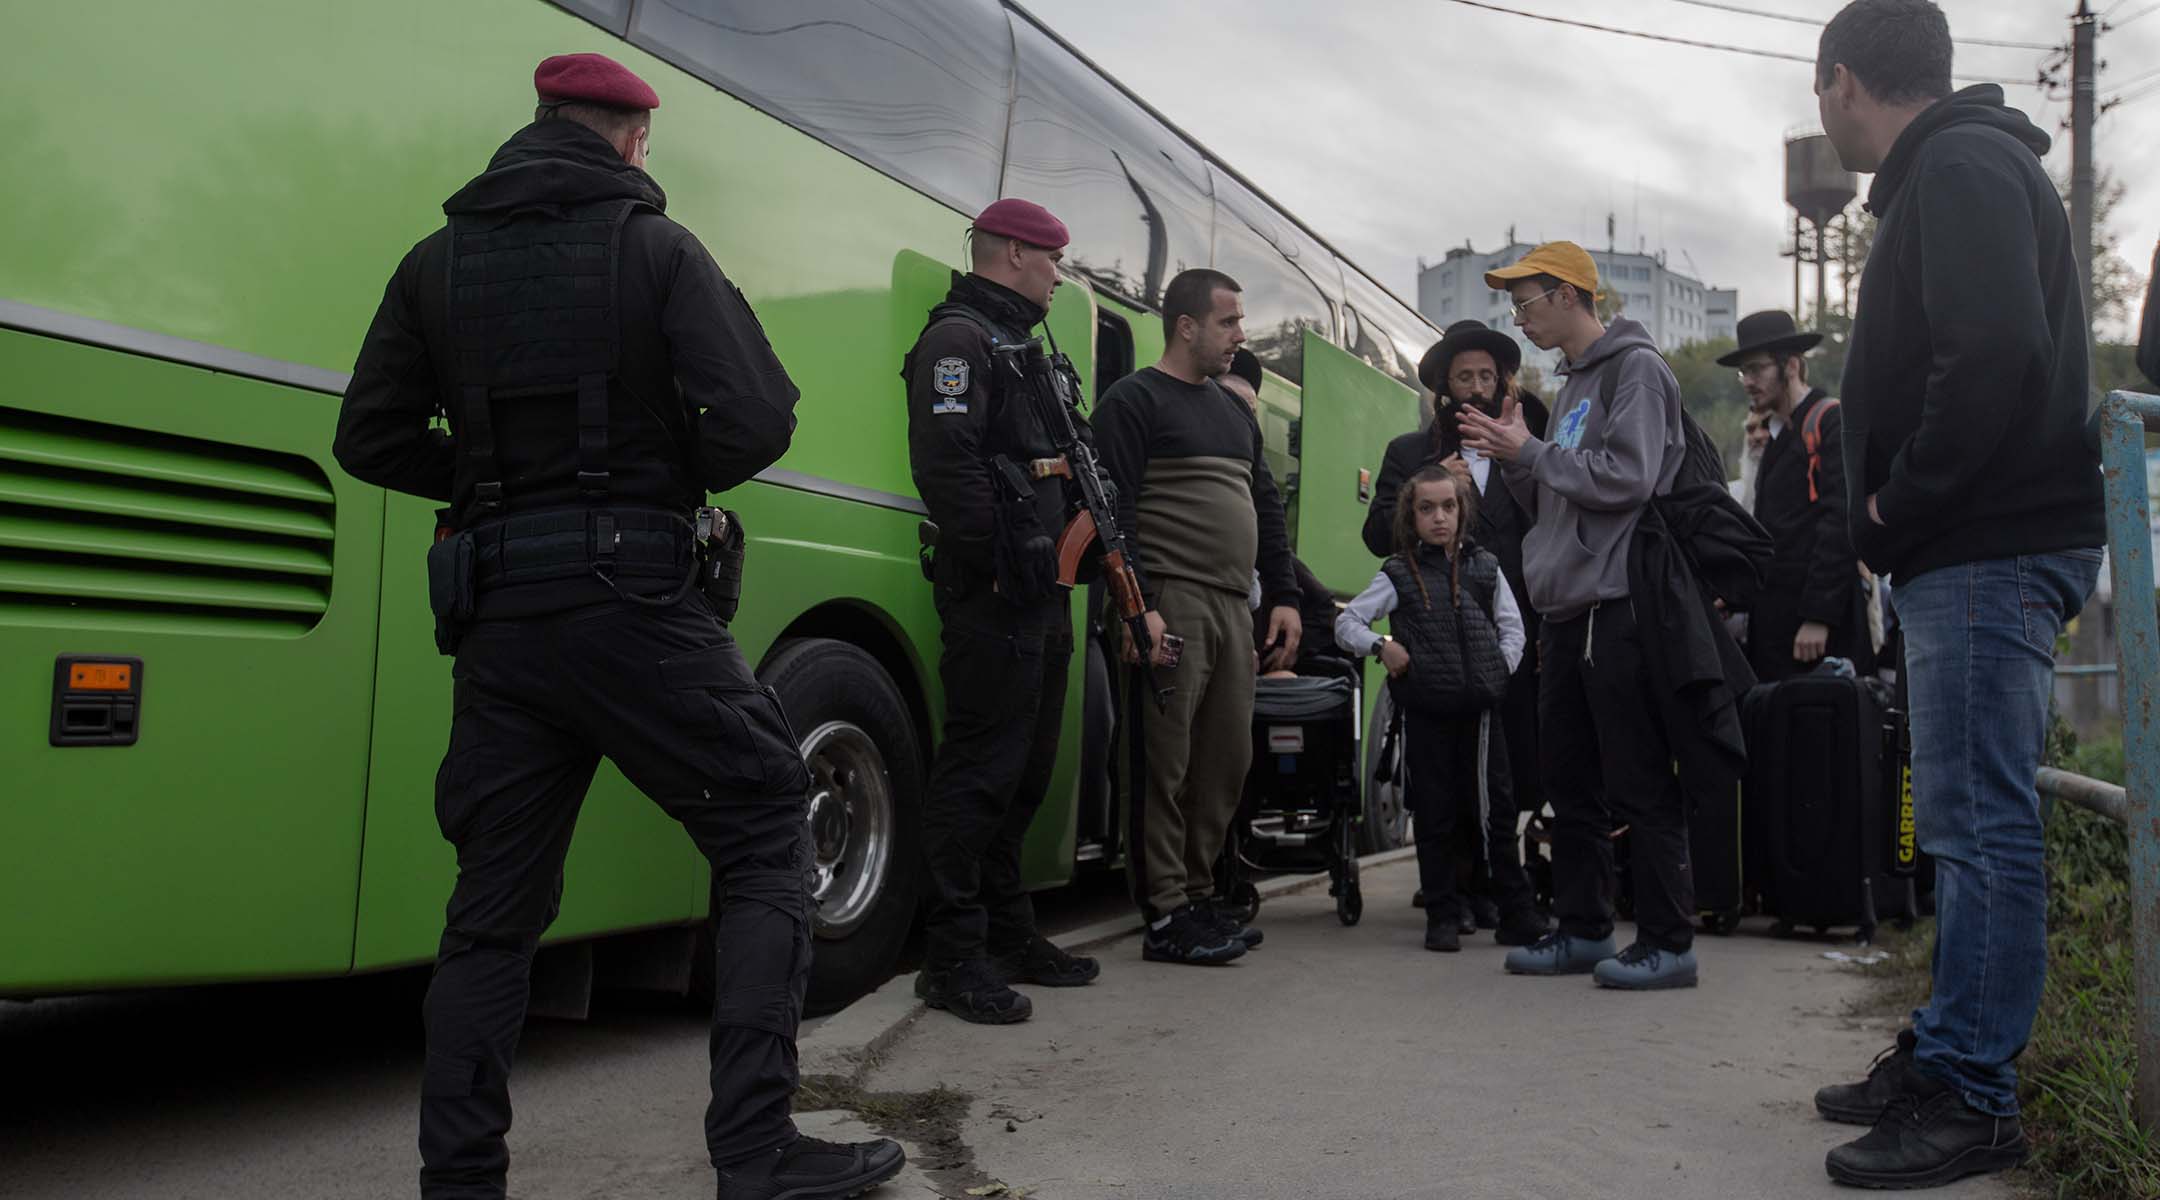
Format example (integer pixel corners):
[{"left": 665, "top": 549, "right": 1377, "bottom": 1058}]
[{"left": 800, "top": 720, "right": 894, "bottom": 939}]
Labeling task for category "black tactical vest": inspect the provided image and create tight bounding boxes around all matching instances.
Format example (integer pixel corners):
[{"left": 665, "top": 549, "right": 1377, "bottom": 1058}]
[
  {"left": 448, "top": 198, "right": 650, "bottom": 517},
  {"left": 906, "top": 299, "right": 1067, "bottom": 532},
  {"left": 445, "top": 199, "right": 693, "bottom": 596},
  {"left": 1383, "top": 544, "right": 1510, "bottom": 716}
]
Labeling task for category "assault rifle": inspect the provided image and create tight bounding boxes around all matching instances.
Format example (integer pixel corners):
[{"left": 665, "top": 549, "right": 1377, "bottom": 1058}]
[{"left": 990, "top": 333, "right": 1173, "bottom": 710}]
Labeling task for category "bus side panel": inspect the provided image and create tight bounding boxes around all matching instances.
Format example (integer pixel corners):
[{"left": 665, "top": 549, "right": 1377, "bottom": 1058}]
[
  {"left": 351, "top": 492, "right": 707, "bottom": 970},
  {"left": 0, "top": 334, "right": 379, "bottom": 990},
  {"left": 1294, "top": 331, "right": 1418, "bottom": 590}
]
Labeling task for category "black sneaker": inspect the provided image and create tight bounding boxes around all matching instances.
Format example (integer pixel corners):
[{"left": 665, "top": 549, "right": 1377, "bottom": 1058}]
[
  {"left": 1424, "top": 920, "right": 1461, "bottom": 952},
  {"left": 1817, "top": 1029, "right": 1918, "bottom": 1125},
  {"left": 1469, "top": 894, "right": 1500, "bottom": 930},
  {"left": 1411, "top": 889, "right": 1426, "bottom": 909},
  {"left": 716, "top": 1132, "right": 905, "bottom": 1200},
  {"left": 1199, "top": 898, "right": 1264, "bottom": 949},
  {"left": 1141, "top": 903, "right": 1246, "bottom": 965},
  {"left": 1824, "top": 1070, "right": 2027, "bottom": 1189},
  {"left": 1455, "top": 900, "right": 1478, "bottom": 936},
  {"left": 915, "top": 959, "right": 1032, "bottom": 1024},
  {"left": 1494, "top": 907, "right": 1552, "bottom": 947},
  {"left": 990, "top": 936, "right": 1100, "bottom": 987}
]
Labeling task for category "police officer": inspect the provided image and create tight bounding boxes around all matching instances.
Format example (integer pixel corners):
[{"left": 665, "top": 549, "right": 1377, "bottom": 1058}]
[
  {"left": 331, "top": 53, "right": 902, "bottom": 1200},
  {"left": 902, "top": 199, "right": 1101, "bottom": 1025}
]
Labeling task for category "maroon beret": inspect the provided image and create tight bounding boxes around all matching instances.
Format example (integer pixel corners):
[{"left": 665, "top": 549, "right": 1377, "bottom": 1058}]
[
  {"left": 534, "top": 52, "right": 660, "bottom": 111},
  {"left": 972, "top": 198, "right": 1069, "bottom": 250}
]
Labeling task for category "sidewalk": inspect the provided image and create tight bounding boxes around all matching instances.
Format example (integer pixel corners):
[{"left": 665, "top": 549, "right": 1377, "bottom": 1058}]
[{"left": 826, "top": 854, "right": 2008, "bottom": 1200}]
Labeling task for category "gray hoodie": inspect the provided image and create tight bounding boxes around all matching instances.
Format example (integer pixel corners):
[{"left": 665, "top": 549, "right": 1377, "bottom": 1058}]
[{"left": 1501, "top": 318, "right": 1684, "bottom": 622}]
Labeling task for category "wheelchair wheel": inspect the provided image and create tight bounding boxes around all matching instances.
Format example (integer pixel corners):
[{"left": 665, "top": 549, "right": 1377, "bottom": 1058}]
[
  {"left": 1225, "top": 879, "right": 1261, "bottom": 925},
  {"left": 1336, "top": 855, "right": 1362, "bottom": 925}
]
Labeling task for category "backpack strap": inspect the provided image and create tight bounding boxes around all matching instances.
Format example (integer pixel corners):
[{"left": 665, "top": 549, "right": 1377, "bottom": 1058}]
[{"left": 1801, "top": 396, "right": 1841, "bottom": 504}]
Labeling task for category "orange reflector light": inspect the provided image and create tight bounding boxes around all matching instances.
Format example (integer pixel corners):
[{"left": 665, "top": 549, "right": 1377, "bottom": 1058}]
[{"left": 70, "top": 663, "right": 133, "bottom": 691}]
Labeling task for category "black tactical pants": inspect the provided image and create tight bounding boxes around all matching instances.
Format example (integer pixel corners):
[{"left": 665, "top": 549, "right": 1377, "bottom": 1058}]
[
  {"left": 919, "top": 569, "right": 1073, "bottom": 967},
  {"left": 420, "top": 593, "right": 812, "bottom": 1199},
  {"left": 1539, "top": 600, "right": 1697, "bottom": 953}
]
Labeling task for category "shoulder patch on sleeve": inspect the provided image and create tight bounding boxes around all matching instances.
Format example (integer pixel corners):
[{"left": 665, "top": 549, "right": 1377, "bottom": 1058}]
[{"left": 932, "top": 357, "right": 970, "bottom": 397}]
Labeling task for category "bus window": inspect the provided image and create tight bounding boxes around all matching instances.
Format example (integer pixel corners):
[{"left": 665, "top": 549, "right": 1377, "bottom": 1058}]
[
  {"left": 628, "top": 0, "right": 1013, "bottom": 212},
  {"left": 1208, "top": 167, "right": 1339, "bottom": 386},
  {"left": 1339, "top": 267, "right": 1429, "bottom": 392},
  {"left": 546, "top": 0, "right": 630, "bottom": 35},
  {"left": 1094, "top": 309, "right": 1134, "bottom": 407},
  {"left": 1002, "top": 18, "right": 1213, "bottom": 311}
]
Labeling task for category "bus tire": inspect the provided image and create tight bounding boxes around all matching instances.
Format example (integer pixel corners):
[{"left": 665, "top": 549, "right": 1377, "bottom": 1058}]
[{"left": 760, "top": 636, "right": 925, "bottom": 1014}]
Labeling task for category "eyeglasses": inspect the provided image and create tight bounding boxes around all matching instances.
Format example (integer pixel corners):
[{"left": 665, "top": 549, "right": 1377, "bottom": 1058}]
[
  {"left": 1735, "top": 361, "right": 1779, "bottom": 383},
  {"left": 1509, "top": 288, "right": 1559, "bottom": 318}
]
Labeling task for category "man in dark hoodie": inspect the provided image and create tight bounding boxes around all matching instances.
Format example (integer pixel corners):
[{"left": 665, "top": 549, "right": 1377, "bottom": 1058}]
[
  {"left": 1803, "top": 3, "right": 2105, "bottom": 1190},
  {"left": 1458, "top": 241, "right": 1700, "bottom": 992},
  {"left": 332, "top": 54, "right": 902, "bottom": 1200}
]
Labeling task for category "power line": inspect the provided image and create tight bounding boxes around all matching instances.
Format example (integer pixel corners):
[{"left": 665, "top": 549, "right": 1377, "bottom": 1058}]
[
  {"left": 1442, "top": 0, "right": 2044, "bottom": 85},
  {"left": 2113, "top": 2, "right": 2160, "bottom": 30},
  {"left": 1651, "top": 0, "right": 2055, "bottom": 49}
]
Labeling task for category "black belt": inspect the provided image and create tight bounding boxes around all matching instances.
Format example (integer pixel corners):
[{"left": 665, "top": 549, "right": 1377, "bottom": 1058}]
[{"left": 469, "top": 505, "right": 693, "bottom": 592}]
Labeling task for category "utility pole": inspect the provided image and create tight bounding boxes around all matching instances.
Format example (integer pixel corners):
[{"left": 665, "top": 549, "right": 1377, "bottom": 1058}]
[{"left": 2072, "top": 0, "right": 2097, "bottom": 323}]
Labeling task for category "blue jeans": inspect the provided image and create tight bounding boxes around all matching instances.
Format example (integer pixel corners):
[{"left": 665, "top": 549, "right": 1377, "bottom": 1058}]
[{"left": 1895, "top": 549, "right": 2102, "bottom": 1116}]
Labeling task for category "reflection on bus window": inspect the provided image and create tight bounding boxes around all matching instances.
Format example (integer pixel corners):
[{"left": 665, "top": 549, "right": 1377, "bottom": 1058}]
[
  {"left": 1209, "top": 167, "right": 1339, "bottom": 385},
  {"left": 1002, "top": 18, "right": 1212, "bottom": 310},
  {"left": 628, "top": 0, "right": 1013, "bottom": 212}
]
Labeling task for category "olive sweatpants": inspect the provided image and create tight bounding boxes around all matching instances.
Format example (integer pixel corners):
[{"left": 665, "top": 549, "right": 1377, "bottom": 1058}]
[{"left": 1119, "top": 577, "right": 1255, "bottom": 922}]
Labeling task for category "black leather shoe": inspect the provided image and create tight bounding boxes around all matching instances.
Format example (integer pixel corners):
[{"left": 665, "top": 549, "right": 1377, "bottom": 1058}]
[
  {"left": 1469, "top": 894, "right": 1501, "bottom": 930},
  {"left": 990, "top": 936, "right": 1100, "bottom": 987},
  {"left": 1494, "top": 907, "right": 1552, "bottom": 947},
  {"left": 915, "top": 959, "right": 1032, "bottom": 1024},
  {"left": 1455, "top": 900, "right": 1478, "bottom": 936},
  {"left": 1824, "top": 1070, "right": 2027, "bottom": 1190},
  {"left": 1817, "top": 1029, "right": 1917, "bottom": 1125},
  {"left": 1424, "top": 921, "right": 1461, "bottom": 952},
  {"left": 1411, "top": 889, "right": 1426, "bottom": 909},
  {"left": 716, "top": 1133, "right": 905, "bottom": 1200}
]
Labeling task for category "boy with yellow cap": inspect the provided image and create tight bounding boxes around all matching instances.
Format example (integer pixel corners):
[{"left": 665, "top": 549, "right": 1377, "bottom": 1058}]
[{"left": 1457, "top": 241, "right": 1699, "bottom": 990}]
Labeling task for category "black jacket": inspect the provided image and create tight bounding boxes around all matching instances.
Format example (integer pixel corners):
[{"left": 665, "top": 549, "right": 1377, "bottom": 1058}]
[
  {"left": 333, "top": 121, "right": 798, "bottom": 525},
  {"left": 1630, "top": 501, "right": 1753, "bottom": 786},
  {"left": 1841, "top": 85, "right": 2103, "bottom": 579},
  {"left": 901, "top": 273, "right": 1071, "bottom": 581},
  {"left": 1754, "top": 390, "right": 1859, "bottom": 628},
  {"left": 1362, "top": 394, "right": 1550, "bottom": 639},
  {"left": 2140, "top": 238, "right": 2160, "bottom": 390}
]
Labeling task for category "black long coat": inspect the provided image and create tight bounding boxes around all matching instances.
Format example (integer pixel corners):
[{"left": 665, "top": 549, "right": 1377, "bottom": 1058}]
[{"left": 1749, "top": 389, "right": 1870, "bottom": 681}]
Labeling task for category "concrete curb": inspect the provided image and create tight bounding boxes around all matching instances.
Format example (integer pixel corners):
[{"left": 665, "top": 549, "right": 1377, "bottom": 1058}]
[{"left": 796, "top": 845, "right": 1419, "bottom": 1084}]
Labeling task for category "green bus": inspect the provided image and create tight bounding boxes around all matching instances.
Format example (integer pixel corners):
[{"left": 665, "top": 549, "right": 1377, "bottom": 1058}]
[{"left": 0, "top": 0, "right": 1432, "bottom": 1008}]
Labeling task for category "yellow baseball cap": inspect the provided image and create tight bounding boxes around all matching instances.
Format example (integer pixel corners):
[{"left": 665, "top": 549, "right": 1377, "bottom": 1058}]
[{"left": 1484, "top": 240, "right": 1600, "bottom": 298}]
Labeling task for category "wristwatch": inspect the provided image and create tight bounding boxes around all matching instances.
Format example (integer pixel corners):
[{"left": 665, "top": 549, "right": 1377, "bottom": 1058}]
[{"left": 1373, "top": 635, "right": 1393, "bottom": 656}]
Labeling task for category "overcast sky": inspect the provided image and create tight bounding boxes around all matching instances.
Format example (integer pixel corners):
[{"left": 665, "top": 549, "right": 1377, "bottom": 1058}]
[{"left": 1024, "top": 0, "right": 2160, "bottom": 340}]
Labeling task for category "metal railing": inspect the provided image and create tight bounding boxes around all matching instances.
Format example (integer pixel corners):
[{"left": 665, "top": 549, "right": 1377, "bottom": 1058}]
[{"left": 2072, "top": 389, "right": 2160, "bottom": 1134}]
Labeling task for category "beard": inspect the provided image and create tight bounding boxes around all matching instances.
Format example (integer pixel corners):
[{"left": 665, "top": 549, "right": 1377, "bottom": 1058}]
[{"left": 1451, "top": 389, "right": 1500, "bottom": 418}]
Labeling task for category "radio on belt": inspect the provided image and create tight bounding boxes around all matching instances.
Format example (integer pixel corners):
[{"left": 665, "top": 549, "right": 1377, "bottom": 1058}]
[{"left": 51, "top": 655, "right": 144, "bottom": 747}]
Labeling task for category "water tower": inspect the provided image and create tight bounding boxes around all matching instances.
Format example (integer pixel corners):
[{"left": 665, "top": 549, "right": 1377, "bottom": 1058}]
[{"left": 1784, "top": 133, "right": 1857, "bottom": 325}]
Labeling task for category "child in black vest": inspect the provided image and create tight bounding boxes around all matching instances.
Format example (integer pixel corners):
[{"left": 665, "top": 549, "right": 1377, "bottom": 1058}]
[{"left": 1336, "top": 466, "right": 1548, "bottom": 951}]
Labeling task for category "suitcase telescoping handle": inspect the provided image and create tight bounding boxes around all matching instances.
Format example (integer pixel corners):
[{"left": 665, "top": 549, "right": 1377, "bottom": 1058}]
[{"left": 1885, "top": 705, "right": 1916, "bottom": 879}]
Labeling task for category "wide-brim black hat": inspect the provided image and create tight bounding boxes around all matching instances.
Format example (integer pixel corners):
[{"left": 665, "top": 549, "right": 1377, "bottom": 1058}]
[
  {"left": 1418, "top": 320, "right": 1521, "bottom": 394},
  {"left": 1716, "top": 310, "right": 1823, "bottom": 367}
]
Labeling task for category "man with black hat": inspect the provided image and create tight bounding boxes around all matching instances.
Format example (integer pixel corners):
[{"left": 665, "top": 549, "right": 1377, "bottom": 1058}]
[
  {"left": 902, "top": 197, "right": 1102, "bottom": 1026},
  {"left": 1364, "top": 320, "right": 1550, "bottom": 945},
  {"left": 333, "top": 52, "right": 902, "bottom": 1200},
  {"left": 1721, "top": 310, "right": 1868, "bottom": 681}
]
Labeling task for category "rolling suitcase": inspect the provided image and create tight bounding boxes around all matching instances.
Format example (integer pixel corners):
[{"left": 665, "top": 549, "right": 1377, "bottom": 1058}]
[{"left": 1743, "top": 666, "right": 1915, "bottom": 942}]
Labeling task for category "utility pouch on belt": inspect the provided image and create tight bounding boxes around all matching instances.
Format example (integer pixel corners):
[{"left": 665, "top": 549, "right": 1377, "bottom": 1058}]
[
  {"left": 425, "top": 527, "right": 477, "bottom": 656},
  {"left": 694, "top": 506, "right": 746, "bottom": 624},
  {"left": 989, "top": 454, "right": 1058, "bottom": 604},
  {"left": 917, "top": 520, "right": 939, "bottom": 583}
]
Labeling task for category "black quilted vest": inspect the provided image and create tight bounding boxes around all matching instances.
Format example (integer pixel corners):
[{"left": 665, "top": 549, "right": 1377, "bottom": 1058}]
[{"left": 1383, "top": 543, "right": 1510, "bottom": 716}]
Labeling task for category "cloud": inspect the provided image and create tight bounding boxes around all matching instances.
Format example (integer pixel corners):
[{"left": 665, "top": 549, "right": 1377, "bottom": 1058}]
[{"left": 1024, "top": 0, "right": 2154, "bottom": 338}]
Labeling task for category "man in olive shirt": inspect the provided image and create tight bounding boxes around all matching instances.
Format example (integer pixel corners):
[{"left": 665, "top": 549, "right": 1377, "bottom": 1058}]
[{"left": 1094, "top": 268, "right": 1300, "bottom": 965}]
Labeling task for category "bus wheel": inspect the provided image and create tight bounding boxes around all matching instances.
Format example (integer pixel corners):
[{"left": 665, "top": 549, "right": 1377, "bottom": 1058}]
[{"left": 761, "top": 637, "right": 924, "bottom": 1014}]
